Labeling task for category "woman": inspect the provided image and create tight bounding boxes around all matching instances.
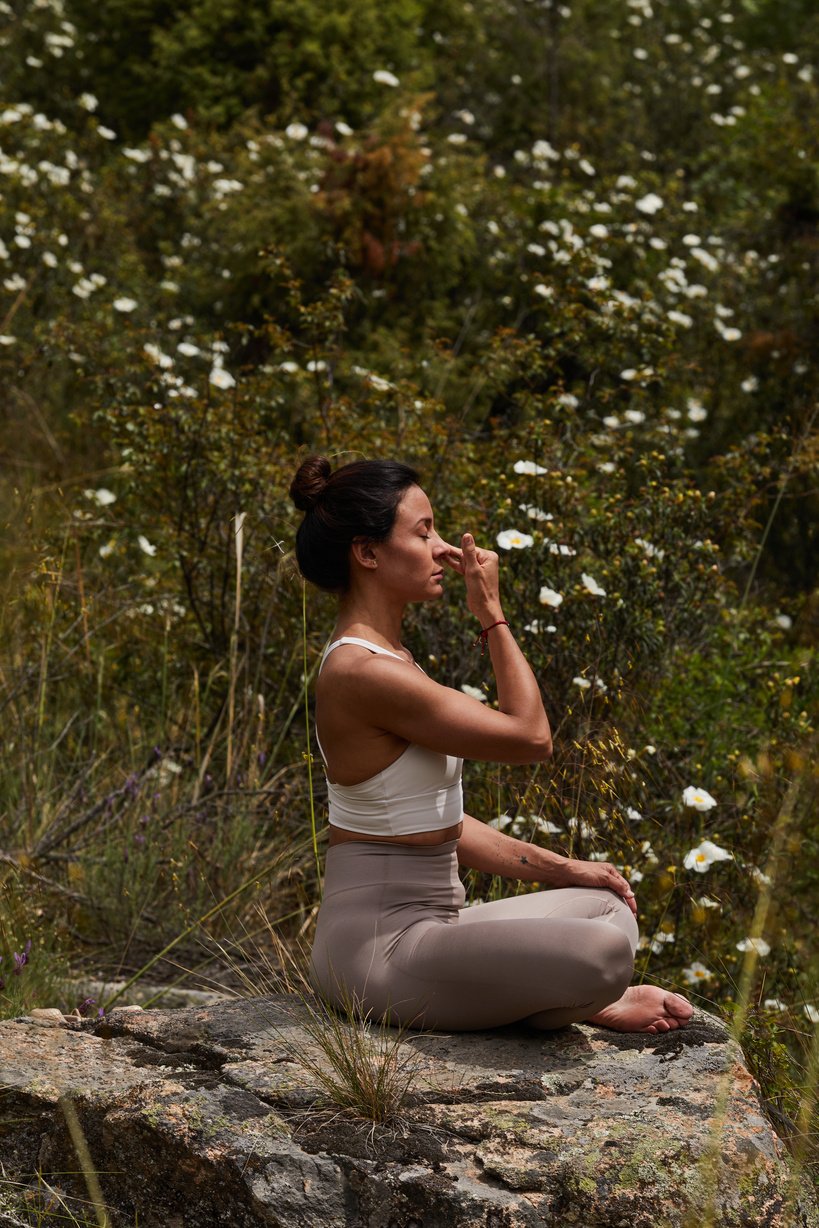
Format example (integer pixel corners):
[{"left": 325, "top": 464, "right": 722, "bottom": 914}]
[{"left": 291, "top": 454, "right": 692, "bottom": 1034}]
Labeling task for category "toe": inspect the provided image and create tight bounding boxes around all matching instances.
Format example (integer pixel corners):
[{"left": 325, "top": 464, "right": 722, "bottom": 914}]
[{"left": 667, "top": 993, "right": 693, "bottom": 1018}]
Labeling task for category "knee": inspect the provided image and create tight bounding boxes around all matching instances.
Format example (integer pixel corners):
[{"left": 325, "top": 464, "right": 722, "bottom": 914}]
[{"left": 589, "top": 928, "right": 634, "bottom": 1000}]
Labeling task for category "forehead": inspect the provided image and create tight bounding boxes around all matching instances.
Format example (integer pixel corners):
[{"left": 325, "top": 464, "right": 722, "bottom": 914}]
[{"left": 395, "top": 484, "right": 433, "bottom": 525}]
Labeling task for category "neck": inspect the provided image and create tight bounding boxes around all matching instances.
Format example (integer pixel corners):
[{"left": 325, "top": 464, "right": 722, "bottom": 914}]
[{"left": 335, "top": 591, "right": 407, "bottom": 651}]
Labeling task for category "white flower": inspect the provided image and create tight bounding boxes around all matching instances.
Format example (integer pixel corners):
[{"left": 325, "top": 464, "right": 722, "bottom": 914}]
[
  {"left": 684, "top": 840, "right": 732, "bottom": 872},
  {"left": 774, "top": 614, "right": 792, "bottom": 630},
  {"left": 697, "top": 896, "right": 721, "bottom": 910},
  {"left": 624, "top": 409, "right": 645, "bottom": 424},
  {"left": 634, "top": 537, "right": 664, "bottom": 560},
  {"left": 373, "top": 70, "right": 400, "bottom": 87},
  {"left": 123, "top": 146, "right": 152, "bottom": 163},
  {"left": 97, "top": 125, "right": 117, "bottom": 140},
  {"left": 668, "top": 310, "right": 693, "bottom": 328},
  {"left": 285, "top": 122, "right": 308, "bottom": 140},
  {"left": 691, "top": 247, "right": 719, "bottom": 272},
  {"left": 112, "top": 297, "right": 137, "bottom": 313},
  {"left": 598, "top": 462, "right": 616, "bottom": 475},
  {"left": 0, "top": 334, "right": 16, "bottom": 345},
  {"left": 336, "top": 120, "right": 353, "bottom": 137},
  {"left": 143, "top": 343, "right": 174, "bottom": 369},
  {"left": 682, "top": 962, "right": 713, "bottom": 985},
  {"left": 170, "top": 113, "right": 188, "bottom": 129},
  {"left": 177, "top": 342, "right": 201, "bottom": 358},
  {"left": 529, "top": 814, "right": 563, "bottom": 835},
  {"left": 741, "top": 376, "right": 759, "bottom": 393},
  {"left": 682, "top": 786, "right": 717, "bottom": 810},
  {"left": 538, "top": 586, "right": 563, "bottom": 608},
  {"left": 496, "top": 528, "right": 534, "bottom": 549},
  {"left": 99, "top": 541, "right": 115, "bottom": 558},
  {"left": 649, "top": 930, "right": 675, "bottom": 953},
  {"left": 579, "top": 158, "right": 596, "bottom": 176},
  {"left": 625, "top": 807, "right": 643, "bottom": 821},
  {"left": 534, "top": 283, "right": 554, "bottom": 299},
  {"left": 581, "top": 573, "right": 606, "bottom": 597},
  {"left": 209, "top": 366, "right": 236, "bottom": 390},
  {"left": 520, "top": 504, "right": 552, "bottom": 522},
  {"left": 84, "top": 488, "right": 116, "bottom": 506},
  {"left": 78, "top": 92, "right": 98, "bottom": 112},
  {"left": 137, "top": 535, "right": 157, "bottom": 556},
  {"left": 460, "top": 683, "right": 487, "bottom": 702},
  {"left": 513, "top": 460, "right": 548, "bottom": 475},
  {"left": 764, "top": 999, "right": 787, "bottom": 1012},
  {"left": 635, "top": 193, "right": 664, "bottom": 215},
  {"left": 736, "top": 937, "right": 771, "bottom": 957},
  {"left": 573, "top": 676, "right": 592, "bottom": 690},
  {"left": 805, "top": 1005, "right": 819, "bottom": 1024}
]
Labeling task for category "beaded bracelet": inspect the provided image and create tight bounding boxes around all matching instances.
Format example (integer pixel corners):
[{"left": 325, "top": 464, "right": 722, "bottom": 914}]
[{"left": 473, "top": 619, "right": 510, "bottom": 654}]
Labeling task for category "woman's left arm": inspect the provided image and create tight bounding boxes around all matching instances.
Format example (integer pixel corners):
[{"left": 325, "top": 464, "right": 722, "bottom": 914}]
[{"left": 457, "top": 813, "right": 637, "bottom": 915}]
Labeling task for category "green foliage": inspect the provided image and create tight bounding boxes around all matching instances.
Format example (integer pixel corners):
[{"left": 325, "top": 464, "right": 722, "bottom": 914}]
[{"left": 0, "top": 0, "right": 817, "bottom": 1180}]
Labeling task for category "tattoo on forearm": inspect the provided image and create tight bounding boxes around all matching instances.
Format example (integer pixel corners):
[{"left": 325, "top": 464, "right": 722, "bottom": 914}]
[{"left": 520, "top": 855, "right": 529, "bottom": 866}]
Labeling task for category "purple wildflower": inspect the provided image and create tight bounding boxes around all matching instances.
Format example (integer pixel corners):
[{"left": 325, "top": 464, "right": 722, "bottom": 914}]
[{"left": 12, "top": 940, "right": 32, "bottom": 975}]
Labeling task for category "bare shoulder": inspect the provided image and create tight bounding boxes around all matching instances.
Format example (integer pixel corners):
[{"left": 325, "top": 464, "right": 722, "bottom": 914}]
[{"left": 317, "top": 643, "right": 434, "bottom": 704}]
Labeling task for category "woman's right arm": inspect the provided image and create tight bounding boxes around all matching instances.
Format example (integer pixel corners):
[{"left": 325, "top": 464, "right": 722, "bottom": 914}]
[
  {"left": 341, "top": 533, "right": 552, "bottom": 764},
  {"left": 458, "top": 533, "right": 552, "bottom": 757}
]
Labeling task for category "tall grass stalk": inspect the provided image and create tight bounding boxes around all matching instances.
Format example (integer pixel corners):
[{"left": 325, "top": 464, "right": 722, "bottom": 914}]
[
  {"left": 788, "top": 1019, "right": 819, "bottom": 1207},
  {"left": 690, "top": 759, "right": 812, "bottom": 1227},
  {"left": 226, "top": 511, "right": 245, "bottom": 782},
  {"left": 57, "top": 1097, "right": 110, "bottom": 1228}
]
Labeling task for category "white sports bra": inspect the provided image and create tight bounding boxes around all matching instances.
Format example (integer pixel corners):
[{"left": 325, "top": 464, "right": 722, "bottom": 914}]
[{"left": 317, "top": 637, "right": 464, "bottom": 836}]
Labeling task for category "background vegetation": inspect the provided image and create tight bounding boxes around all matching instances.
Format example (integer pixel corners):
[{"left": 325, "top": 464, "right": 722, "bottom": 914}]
[{"left": 1, "top": 0, "right": 817, "bottom": 1195}]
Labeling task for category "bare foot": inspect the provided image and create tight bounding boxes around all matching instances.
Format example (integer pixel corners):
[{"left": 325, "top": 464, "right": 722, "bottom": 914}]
[{"left": 586, "top": 985, "right": 694, "bottom": 1034}]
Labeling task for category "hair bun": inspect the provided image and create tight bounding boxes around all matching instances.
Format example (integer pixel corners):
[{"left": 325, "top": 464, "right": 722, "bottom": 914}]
[{"left": 290, "top": 455, "right": 332, "bottom": 512}]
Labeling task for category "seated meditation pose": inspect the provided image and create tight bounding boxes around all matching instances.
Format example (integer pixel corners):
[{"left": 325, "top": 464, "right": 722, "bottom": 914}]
[{"left": 290, "top": 454, "right": 693, "bottom": 1034}]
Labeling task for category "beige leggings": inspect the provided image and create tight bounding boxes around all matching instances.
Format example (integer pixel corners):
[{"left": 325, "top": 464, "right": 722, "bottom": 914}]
[{"left": 310, "top": 839, "right": 638, "bottom": 1031}]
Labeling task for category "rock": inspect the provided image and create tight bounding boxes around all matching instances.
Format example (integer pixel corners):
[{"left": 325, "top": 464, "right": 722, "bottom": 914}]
[
  {"left": 27, "top": 1008, "right": 66, "bottom": 1027},
  {"left": 0, "top": 994, "right": 815, "bottom": 1227},
  {"left": 69, "top": 978, "right": 230, "bottom": 1011}
]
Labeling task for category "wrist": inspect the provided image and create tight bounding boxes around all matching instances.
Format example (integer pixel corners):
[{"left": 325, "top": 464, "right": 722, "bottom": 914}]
[
  {"left": 475, "top": 606, "right": 505, "bottom": 628},
  {"left": 530, "top": 848, "right": 569, "bottom": 886}
]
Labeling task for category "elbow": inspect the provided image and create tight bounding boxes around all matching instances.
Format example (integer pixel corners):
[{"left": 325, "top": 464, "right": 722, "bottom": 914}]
[
  {"left": 524, "top": 724, "right": 553, "bottom": 762},
  {"left": 534, "top": 731, "right": 553, "bottom": 761}
]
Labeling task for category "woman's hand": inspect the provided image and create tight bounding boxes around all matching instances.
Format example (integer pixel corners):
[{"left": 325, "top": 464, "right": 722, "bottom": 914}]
[
  {"left": 444, "top": 533, "right": 502, "bottom": 622},
  {"left": 557, "top": 859, "right": 638, "bottom": 915}
]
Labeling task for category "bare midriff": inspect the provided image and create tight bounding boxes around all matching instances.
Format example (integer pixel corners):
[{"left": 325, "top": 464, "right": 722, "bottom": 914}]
[{"left": 328, "top": 820, "right": 463, "bottom": 847}]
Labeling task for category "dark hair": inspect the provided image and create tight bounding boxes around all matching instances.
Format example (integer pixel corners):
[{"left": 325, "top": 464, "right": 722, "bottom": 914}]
[{"left": 289, "top": 455, "right": 420, "bottom": 592}]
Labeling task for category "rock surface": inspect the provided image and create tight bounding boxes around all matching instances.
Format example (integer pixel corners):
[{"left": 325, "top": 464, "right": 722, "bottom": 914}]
[{"left": 0, "top": 994, "right": 815, "bottom": 1227}]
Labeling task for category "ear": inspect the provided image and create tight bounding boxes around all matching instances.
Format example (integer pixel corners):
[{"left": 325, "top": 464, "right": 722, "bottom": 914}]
[{"left": 351, "top": 538, "right": 378, "bottom": 569}]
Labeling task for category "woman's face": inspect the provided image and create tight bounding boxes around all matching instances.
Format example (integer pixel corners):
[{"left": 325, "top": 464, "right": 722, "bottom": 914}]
[{"left": 369, "top": 485, "right": 457, "bottom": 603}]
